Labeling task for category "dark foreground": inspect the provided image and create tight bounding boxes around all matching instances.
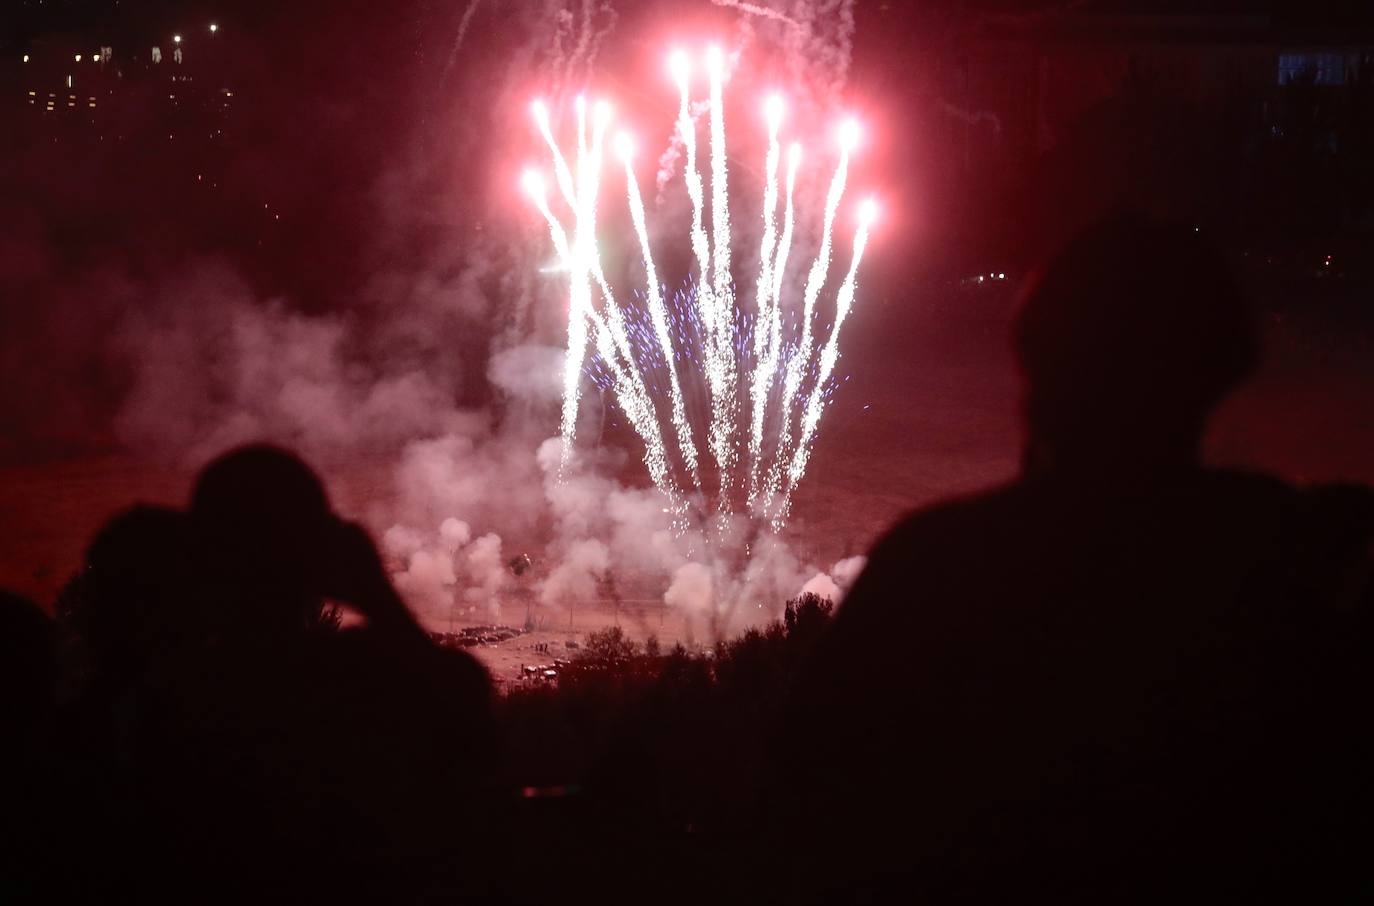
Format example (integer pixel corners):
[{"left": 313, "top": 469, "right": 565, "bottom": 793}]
[{"left": 5, "top": 232, "right": 1374, "bottom": 903}]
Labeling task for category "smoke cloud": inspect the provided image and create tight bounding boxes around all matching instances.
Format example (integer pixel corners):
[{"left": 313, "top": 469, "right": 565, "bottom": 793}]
[{"left": 4, "top": 0, "right": 864, "bottom": 640}]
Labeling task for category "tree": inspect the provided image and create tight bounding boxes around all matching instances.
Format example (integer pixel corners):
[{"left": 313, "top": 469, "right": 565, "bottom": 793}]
[{"left": 579, "top": 625, "right": 639, "bottom": 665}]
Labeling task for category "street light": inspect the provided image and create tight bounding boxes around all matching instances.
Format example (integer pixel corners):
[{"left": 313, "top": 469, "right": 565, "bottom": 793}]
[
  {"left": 173, "top": 34, "right": 182, "bottom": 44},
  {"left": 209, "top": 23, "right": 218, "bottom": 33}
]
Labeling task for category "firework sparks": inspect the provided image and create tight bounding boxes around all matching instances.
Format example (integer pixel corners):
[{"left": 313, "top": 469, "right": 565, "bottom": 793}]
[
  {"left": 776, "top": 197, "right": 877, "bottom": 525},
  {"left": 620, "top": 133, "right": 703, "bottom": 489},
  {"left": 526, "top": 46, "right": 878, "bottom": 534},
  {"left": 746, "top": 94, "right": 784, "bottom": 507},
  {"left": 762, "top": 118, "right": 857, "bottom": 514}
]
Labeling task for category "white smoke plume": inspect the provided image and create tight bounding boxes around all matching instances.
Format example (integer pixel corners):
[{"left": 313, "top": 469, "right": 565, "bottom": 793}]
[
  {"left": 539, "top": 537, "right": 611, "bottom": 607},
  {"left": 798, "top": 553, "right": 866, "bottom": 602},
  {"left": 830, "top": 554, "right": 866, "bottom": 589},
  {"left": 665, "top": 561, "right": 715, "bottom": 616}
]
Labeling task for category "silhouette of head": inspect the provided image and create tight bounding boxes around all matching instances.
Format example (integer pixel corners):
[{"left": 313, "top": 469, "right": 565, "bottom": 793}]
[
  {"left": 1014, "top": 214, "right": 1256, "bottom": 470},
  {"left": 189, "top": 445, "right": 335, "bottom": 635},
  {"left": 70, "top": 505, "right": 191, "bottom": 678}
]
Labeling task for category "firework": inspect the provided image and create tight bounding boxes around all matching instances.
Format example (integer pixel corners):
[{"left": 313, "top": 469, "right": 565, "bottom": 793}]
[{"left": 526, "top": 46, "right": 876, "bottom": 533}]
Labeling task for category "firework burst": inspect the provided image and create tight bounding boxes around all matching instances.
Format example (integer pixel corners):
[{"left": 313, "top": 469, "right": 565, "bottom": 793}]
[{"left": 524, "top": 45, "right": 876, "bottom": 535}]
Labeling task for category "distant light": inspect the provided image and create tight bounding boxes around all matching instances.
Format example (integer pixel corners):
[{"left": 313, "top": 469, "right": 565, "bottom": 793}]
[
  {"left": 209, "top": 23, "right": 218, "bottom": 33},
  {"left": 173, "top": 34, "right": 182, "bottom": 44},
  {"left": 74, "top": 54, "right": 82, "bottom": 62},
  {"left": 998, "top": 272, "right": 1005, "bottom": 280},
  {"left": 67, "top": 75, "right": 73, "bottom": 88},
  {"left": 22, "top": 54, "right": 29, "bottom": 63}
]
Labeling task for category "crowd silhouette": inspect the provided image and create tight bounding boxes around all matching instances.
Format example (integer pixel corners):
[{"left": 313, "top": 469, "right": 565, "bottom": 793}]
[{"left": 3, "top": 215, "right": 1372, "bottom": 904}]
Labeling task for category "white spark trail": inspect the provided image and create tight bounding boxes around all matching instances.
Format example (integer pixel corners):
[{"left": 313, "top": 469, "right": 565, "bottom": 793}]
[
  {"left": 623, "top": 146, "right": 702, "bottom": 488},
  {"left": 528, "top": 172, "right": 591, "bottom": 463},
  {"left": 746, "top": 99, "right": 783, "bottom": 505},
  {"left": 675, "top": 54, "right": 729, "bottom": 496},
  {"left": 765, "top": 127, "right": 852, "bottom": 508},
  {"left": 774, "top": 202, "right": 874, "bottom": 524},
  {"left": 528, "top": 163, "right": 680, "bottom": 509},
  {"left": 747, "top": 141, "right": 799, "bottom": 511},
  {"left": 533, "top": 102, "right": 578, "bottom": 211},
  {"left": 770, "top": 144, "right": 801, "bottom": 320},
  {"left": 585, "top": 103, "right": 677, "bottom": 504},
  {"left": 705, "top": 46, "right": 738, "bottom": 499},
  {"left": 532, "top": 98, "right": 673, "bottom": 501}
]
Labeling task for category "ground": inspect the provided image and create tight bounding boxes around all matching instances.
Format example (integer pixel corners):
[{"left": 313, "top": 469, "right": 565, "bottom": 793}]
[{"left": 3, "top": 280, "right": 1372, "bottom": 685}]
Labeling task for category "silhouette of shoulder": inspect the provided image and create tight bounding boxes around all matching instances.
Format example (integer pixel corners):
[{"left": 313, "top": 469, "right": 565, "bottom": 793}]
[{"left": 835, "top": 469, "right": 1300, "bottom": 628}]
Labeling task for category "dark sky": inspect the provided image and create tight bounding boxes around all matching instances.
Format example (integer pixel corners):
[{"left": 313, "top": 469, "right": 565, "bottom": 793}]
[{"left": 8, "top": 0, "right": 1374, "bottom": 49}]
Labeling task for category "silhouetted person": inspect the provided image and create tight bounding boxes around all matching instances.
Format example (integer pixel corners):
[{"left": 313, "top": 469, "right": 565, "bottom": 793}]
[
  {"left": 0, "top": 590, "right": 55, "bottom": 756},
  {"left": 46, "top": 506, "right": 191, "bottom": 902},
  {"left": 779, "top": 215, "right": 1374, "bottom": 903},
  {"left": 59, "top": 506, "right": 192, "bottom": 691},
  {"left": 0, "top": 591, "right": 56, "bottom": 903},
  {"left": 126, "top": 445, "right": 495, "bottom": 903}
]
